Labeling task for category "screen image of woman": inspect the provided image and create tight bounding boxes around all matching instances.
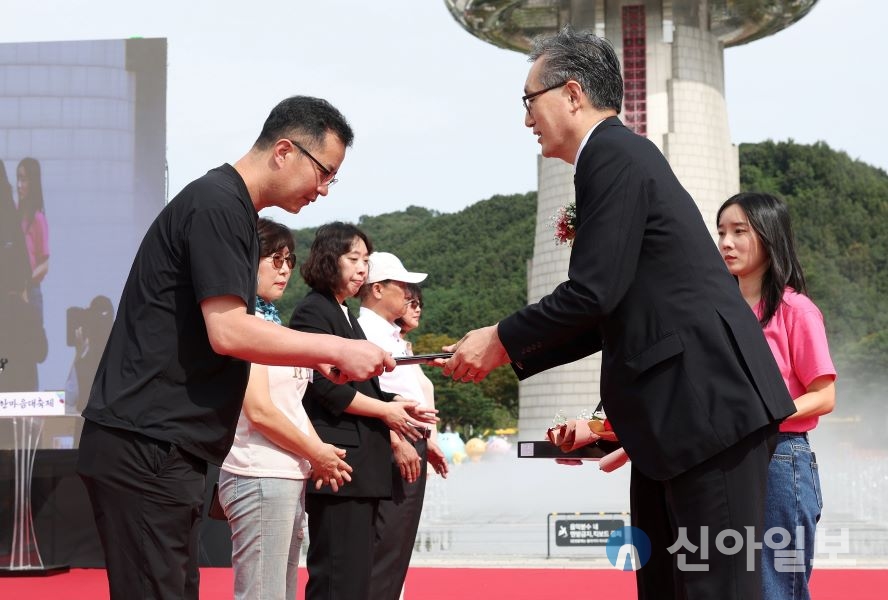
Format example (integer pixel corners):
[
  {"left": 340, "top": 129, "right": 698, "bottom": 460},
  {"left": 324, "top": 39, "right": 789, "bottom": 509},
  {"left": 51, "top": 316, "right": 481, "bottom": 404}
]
[
  {"left": 0, "top": 159, "right": 46, "bottom": 392},
  {"left": 17, "top": 157, "right": 49, "bottom": 325}
]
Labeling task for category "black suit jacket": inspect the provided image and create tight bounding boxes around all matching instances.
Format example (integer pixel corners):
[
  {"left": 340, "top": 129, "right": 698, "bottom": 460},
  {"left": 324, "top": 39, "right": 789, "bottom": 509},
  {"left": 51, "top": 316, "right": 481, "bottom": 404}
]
[
  {"left": 498, "top": 117, "right": 795, "bottom": 481},
  {"left": 289, "top": 290, "right": 394, "bottom": 498}
]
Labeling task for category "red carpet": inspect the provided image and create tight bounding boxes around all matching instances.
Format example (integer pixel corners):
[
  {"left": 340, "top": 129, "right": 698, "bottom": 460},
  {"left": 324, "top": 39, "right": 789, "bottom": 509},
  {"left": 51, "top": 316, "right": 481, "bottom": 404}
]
[{"left": 0, "top": 566, "right": 877, "bottom": 599}]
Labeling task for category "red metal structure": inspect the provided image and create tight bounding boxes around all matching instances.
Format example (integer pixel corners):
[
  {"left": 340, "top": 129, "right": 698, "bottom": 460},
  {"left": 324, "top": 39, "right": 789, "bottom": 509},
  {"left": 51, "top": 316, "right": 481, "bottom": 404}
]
[{"left": 622, "top": 4, "right": 647, "bottom": 136}]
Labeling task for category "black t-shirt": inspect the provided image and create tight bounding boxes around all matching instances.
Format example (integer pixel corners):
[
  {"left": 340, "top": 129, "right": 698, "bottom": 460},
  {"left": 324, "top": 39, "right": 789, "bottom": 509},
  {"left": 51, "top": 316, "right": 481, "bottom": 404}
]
[{"left": 82, "top": 164, "right": 259, "bottom": 464}]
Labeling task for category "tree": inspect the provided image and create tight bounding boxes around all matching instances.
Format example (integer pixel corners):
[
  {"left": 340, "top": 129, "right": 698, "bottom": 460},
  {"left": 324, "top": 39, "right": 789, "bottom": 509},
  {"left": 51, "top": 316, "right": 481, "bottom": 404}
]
[
  {"left": 272, "top": 141, "right": 888, "bottom": 432},
  {"left": 740, "top": 140, "right": 888, "bottom": 417}
]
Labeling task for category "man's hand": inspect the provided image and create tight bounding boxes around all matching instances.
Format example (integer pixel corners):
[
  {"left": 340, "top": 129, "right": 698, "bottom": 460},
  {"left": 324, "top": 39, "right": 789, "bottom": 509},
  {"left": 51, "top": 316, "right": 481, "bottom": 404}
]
[
  {"left": 318, "top": 339, "right": 395, "bottom": 384},
  {"left": 392, "top": 438, "right": 422, "bottom": 483},
  {"left": 309, "top": 443, "right": 353, "bottom": 492},
  {"left": 441, "top": 325, "right": 510, "bottom": 383},
  {"left": 427, "top": 440, "right": 449, "bottom": 479}
]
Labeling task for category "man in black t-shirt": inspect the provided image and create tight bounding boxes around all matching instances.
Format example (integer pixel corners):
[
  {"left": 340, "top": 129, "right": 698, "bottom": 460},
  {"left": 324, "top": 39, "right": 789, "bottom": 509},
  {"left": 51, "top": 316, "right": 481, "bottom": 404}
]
[{"left": 76, "top": 96, "right": 395, "bottom": 600}]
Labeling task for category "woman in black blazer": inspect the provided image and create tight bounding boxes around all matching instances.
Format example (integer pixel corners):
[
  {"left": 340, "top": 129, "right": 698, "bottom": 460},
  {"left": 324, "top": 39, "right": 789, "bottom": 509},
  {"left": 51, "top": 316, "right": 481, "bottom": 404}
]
[{"left": 289, "top": 222, "right": 435, "bottom": 600}]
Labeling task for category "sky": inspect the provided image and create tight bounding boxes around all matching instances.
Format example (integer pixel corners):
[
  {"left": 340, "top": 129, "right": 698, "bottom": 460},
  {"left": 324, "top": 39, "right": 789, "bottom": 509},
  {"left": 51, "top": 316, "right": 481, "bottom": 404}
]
[{"left": 2, "top": 0, "right": 885, "bottom": 229}]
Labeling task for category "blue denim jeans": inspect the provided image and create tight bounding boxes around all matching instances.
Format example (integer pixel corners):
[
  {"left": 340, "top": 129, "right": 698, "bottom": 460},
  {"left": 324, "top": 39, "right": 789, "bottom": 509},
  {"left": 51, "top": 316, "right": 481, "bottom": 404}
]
[
  {"left": 218, "top": 471, "right": 307, "bottom": 600},
  {"left": 762, "top": 433, "right": 823, "bottom": 600}
]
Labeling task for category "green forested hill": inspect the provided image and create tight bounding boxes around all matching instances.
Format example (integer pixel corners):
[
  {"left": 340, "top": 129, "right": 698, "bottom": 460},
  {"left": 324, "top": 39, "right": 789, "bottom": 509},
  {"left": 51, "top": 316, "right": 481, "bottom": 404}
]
[
  {"left": 739, "top": 141, "right": 888, "bottom": 396},
  {"left": 277, "top": 193, "right": 537, "bottom": 433},
  {"left": 276, "top": 142, "right": 888, "bottom": 435},
  {"left": 278, "top": 193, "right": 536, "bottom": 339}
]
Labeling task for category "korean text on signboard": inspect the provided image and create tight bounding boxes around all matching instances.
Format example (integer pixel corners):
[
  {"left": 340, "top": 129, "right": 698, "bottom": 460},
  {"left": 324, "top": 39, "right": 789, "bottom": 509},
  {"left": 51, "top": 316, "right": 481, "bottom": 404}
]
[{"left": 555, "top": 518, "right": 625, "bottom": 547}]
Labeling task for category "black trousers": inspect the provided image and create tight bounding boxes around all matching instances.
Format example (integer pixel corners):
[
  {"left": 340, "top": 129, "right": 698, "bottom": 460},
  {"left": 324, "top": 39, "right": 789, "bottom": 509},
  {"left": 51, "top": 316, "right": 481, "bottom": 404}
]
[
  {"left": 76, "top": 420, "right": 207, "bottom": 600},
  {"left": 369, "top": 438, "right": 428, "bottom": 600},
  {"left": 631, "top": 423, "right": 778, "bottom": 600},
  {"left": 305, "top": 494, "right": 380, "bottom": 600}
]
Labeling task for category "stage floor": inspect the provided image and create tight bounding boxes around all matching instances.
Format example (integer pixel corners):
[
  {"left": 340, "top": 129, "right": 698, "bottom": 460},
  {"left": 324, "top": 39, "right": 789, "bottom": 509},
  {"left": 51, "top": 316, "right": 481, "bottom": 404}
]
[{"left": 0, "top": 566, "right": 883, "bottom": 599}]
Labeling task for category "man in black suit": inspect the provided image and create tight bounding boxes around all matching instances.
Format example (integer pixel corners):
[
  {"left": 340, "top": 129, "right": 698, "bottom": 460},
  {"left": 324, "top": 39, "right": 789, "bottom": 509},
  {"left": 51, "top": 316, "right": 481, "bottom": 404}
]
[{"left": 443, "top": 26, "right": 796, "bottom": 599}]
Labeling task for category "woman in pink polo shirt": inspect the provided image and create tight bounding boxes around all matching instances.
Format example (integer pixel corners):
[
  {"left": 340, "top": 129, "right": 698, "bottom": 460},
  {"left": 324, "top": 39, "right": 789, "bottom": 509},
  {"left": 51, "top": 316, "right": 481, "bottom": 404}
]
[{"left": 717, "top": 192, "right": 836, "bottom": 600}]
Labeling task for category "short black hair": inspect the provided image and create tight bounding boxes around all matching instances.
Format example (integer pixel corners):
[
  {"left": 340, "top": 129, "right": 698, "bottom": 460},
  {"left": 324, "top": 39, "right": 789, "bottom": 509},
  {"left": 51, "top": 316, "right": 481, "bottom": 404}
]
[
  {"left": 403, "top": 282, "right": 423, "bottom": 307},
  {"left": 254, "top": 96, "right": 354, "bottom": 152},
  {"left": 529, "top": 25, "right": 623, "bottom": 114},
  {"left": 257, "top": 217, "right": 295, "bottom": 258},
  {"left": 300, "top": 222, "right": 372, "bottom": 295},
  {"left": 395, "top": 282, "right": 424, "bottom": 332}
]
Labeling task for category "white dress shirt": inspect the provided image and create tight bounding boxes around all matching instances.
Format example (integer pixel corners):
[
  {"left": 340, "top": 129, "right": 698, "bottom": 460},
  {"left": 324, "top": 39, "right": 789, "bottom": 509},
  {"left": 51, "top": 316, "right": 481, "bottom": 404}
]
[
  {"left": 574, "top": 117, "right": 607, "bottom": 171},
  {"left": 358, "top": 306, "right": 427, "bottom": 408}
]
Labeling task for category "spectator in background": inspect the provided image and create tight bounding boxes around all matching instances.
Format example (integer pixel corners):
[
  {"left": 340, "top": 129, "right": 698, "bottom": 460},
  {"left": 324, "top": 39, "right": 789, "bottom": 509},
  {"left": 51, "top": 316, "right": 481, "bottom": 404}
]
[
  {"left": 358, "top": 254, "right": 448, "bottom": 600},
  {"left": 17, "top": 157, "right": 49, "bottom": 324}
]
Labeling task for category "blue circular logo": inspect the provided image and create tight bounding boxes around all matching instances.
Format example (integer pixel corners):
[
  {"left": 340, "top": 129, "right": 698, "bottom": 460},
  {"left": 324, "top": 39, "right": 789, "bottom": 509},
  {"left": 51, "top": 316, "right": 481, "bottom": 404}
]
[{"left": 605, "top": 526, "right": 651, "bottom": 571}]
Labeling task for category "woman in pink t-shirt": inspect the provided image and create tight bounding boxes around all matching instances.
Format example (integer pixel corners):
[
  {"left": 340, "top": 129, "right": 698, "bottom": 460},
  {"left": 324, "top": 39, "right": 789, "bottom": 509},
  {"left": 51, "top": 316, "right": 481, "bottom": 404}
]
[
  {"left": 17, "top": 157, "right": 49, "bottom": 323},
  {"left": 717, "top": 192, "right": 836, "bottom": 600}
]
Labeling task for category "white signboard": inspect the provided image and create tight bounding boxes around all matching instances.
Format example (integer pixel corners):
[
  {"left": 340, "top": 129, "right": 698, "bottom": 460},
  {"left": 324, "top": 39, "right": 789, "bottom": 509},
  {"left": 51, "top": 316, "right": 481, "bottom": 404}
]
[{"left": 0, "top": 391, "right": 66, "bottom": 416}]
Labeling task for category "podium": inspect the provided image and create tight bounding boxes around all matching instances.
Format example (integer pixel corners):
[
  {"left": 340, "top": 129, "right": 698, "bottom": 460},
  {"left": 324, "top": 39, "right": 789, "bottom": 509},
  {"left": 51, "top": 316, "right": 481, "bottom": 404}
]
[{"left": 0, "top": 392, "right": 70, "bottom": 576}]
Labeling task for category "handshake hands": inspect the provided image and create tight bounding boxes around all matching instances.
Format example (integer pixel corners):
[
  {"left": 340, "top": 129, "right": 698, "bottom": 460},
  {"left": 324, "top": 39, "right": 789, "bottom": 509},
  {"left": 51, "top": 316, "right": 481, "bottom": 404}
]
[{"left": 546, "top": 416, "right": 629, "bottom": 473}]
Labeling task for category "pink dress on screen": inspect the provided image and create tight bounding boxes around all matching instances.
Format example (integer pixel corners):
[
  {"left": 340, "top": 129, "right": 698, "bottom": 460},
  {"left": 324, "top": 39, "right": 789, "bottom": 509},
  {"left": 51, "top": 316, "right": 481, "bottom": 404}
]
[{"left": 22, "top": 210, "right": 49, "bottom": 271}]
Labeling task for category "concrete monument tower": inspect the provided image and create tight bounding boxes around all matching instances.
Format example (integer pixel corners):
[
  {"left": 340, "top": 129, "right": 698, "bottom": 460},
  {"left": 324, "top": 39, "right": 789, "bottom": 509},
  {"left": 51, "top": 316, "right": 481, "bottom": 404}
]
[{"left": 443, "top": 0, "right": 819, "bottom": 435}]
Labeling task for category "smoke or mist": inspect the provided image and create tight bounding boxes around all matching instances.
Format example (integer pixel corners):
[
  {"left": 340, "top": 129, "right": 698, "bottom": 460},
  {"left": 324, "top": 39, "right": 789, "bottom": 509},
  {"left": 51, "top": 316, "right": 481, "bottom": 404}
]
[
  {"left": 414, "top": 378, "right": 888, "bottom": 563},
  {"left": 414, "top": 449, "right": 630, "bottom": 561},
  {"left": 811, "top": 374, "right": 888, "bottom": 557}
]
